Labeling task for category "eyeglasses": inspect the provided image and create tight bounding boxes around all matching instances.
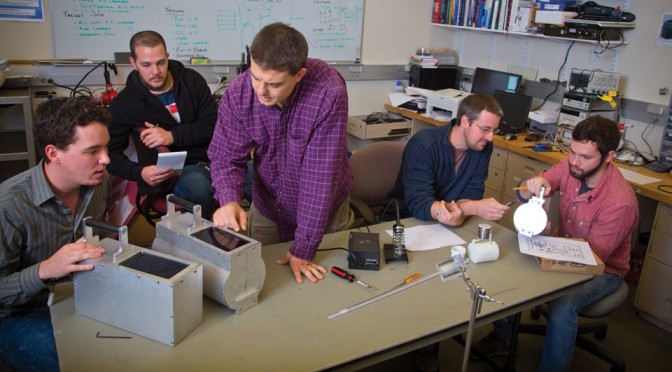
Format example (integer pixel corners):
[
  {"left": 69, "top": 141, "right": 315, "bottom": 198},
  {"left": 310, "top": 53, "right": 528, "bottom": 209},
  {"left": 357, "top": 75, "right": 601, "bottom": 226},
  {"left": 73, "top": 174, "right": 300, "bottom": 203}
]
[{"left": 471, "top": 121, "right": 495, "bottom": 135}]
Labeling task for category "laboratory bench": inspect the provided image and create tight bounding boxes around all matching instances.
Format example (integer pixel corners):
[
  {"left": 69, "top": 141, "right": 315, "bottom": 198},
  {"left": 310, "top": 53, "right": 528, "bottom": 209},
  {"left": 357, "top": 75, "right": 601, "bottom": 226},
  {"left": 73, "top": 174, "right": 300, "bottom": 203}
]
[{"left": 384, "top": 103, "right": 672, "bottom": 334}]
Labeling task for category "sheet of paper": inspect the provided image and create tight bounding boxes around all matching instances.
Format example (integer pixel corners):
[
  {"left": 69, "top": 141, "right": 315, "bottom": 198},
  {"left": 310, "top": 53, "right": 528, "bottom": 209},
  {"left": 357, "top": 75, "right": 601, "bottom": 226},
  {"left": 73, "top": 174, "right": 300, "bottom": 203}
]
[
  {"left": 405, "top": 86, "right": 438, "bottom": 98},
  {"left": 617, "top": 167, "right": 661, "bottom": 185},
  {"left": 385, "top": 224, "right": 466, "bottom": 251},
  {"left": 157, "top": 151, "right": 187, "bottom": 170},
  {"left": 388, "top": 92, "right": 414, "bottom": 107},
  {"left": 518, "top": 234, "right": 597, "bottom": 266}
]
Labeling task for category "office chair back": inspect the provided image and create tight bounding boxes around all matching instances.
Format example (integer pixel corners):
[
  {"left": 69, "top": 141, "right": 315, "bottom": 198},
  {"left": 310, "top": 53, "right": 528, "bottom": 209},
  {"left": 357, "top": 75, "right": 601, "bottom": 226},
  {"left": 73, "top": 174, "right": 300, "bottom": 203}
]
[
  {"left": 129, "top": 130, "right": 176, "bottom": 226},
  {"left": 348, "top": 141, "right": 405, "bottom": 224}
]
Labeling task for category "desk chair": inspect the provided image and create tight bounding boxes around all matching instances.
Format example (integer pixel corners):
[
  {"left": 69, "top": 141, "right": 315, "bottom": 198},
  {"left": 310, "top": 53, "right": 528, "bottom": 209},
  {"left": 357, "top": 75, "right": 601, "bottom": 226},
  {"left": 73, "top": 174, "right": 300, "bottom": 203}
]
[
  {"left": 518, "top": 281, "right": 629, "bottom": 372},
  {"left": 348, "top": 141, "right": 405, "bottom": 226}
]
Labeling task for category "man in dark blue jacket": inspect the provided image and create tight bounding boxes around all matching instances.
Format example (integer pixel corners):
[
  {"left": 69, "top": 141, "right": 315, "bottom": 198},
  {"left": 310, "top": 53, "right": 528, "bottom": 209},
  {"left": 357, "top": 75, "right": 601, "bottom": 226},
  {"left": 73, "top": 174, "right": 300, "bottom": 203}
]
[
  {"left": 390, "top": 93, "right": 509, "bottom": 226},
  {"left": 108, "top": 30, "right": 217, "bottom": 219}
]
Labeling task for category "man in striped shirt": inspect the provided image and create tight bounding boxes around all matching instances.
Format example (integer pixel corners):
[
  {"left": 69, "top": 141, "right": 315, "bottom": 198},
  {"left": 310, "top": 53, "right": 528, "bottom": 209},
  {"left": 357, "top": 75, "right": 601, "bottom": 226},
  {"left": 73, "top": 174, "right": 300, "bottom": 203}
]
[
  {"left": 0, "top": 98, "right": 111, "bottom": 371},
  {"left": 209, "top": 23, "right": 353, "bottom": 284}
]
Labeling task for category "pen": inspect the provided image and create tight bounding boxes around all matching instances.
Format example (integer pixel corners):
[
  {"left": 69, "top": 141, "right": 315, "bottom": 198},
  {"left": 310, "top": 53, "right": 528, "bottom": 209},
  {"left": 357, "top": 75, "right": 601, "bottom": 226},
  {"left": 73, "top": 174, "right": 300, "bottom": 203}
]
[
  {"left": 512, "top": 186, "right": 528, "bottom": 191},
  {"left": 504, "top": 201, "right": 515, "bottom": 207}
]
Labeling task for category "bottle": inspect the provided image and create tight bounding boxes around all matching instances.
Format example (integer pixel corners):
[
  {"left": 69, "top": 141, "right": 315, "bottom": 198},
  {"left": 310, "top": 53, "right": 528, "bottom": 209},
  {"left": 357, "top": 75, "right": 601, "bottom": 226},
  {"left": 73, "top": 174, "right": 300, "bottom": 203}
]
[{"left": 394, "top": 80, "right": 403, "bottom": 93}]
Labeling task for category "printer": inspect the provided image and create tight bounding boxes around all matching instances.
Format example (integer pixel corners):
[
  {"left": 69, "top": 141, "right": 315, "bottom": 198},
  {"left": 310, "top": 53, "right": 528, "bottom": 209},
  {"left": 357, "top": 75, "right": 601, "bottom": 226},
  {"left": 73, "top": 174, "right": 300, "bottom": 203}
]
[{"left": 424, "top": 89, "right": 472, "bottom": 122}]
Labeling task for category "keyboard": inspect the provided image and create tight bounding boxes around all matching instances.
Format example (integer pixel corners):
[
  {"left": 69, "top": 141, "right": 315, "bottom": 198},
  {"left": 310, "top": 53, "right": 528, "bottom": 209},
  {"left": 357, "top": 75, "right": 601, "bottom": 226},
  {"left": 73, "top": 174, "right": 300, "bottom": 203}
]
[{"left": 643, "top": 162, "right": 672, "bottom": 173}]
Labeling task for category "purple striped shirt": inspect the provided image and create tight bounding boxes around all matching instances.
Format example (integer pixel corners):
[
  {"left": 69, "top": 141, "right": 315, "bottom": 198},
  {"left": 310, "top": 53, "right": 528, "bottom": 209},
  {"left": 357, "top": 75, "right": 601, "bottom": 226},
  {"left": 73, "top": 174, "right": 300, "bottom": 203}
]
[{"left": 208, "top": 58, "right": 352, "bottom": 260}]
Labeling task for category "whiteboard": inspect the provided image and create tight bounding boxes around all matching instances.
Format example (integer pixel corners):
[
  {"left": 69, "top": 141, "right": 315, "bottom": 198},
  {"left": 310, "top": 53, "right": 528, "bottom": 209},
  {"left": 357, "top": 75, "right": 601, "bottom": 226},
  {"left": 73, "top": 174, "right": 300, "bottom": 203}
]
[{"left": 51, "top": 0, "right": 365, "bottom": 63}]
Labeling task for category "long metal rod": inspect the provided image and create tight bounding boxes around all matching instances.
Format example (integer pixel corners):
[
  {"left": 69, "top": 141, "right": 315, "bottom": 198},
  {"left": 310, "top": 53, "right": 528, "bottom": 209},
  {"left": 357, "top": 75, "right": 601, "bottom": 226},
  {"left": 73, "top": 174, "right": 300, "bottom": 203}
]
[
  {"left": 462, "top": 287, "right": 484, "bottom": 372},
  {"left": 327, "top": 271, "right": 440, "bottom": 320}
]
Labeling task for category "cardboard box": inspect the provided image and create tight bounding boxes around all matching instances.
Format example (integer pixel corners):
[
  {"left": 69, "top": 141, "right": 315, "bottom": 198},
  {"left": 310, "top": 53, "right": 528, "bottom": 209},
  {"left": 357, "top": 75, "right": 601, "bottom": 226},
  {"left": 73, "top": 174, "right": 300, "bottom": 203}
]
[
  {"left": 537, "top": 247, "right": 604, "bottom": 275},
  {"left": 347, "top": 115, "right": 411, "bottom": 139}
]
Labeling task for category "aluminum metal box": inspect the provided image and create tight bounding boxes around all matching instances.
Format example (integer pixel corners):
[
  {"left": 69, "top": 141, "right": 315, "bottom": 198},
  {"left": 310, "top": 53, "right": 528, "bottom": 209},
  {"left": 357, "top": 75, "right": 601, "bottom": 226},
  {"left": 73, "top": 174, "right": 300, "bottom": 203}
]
[
  {"left": 153, "top": 196, "right": 265, "bottom": 314},
  {"left": 73, "top": 219, "right": 203, "bottom": 347}
]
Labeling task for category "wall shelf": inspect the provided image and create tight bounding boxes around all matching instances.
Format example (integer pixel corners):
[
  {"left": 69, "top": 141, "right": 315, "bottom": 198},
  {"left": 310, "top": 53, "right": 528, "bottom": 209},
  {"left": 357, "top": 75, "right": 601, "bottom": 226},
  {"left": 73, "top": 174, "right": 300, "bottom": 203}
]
[{"left": 432, "top": 23, "right": 630, "bottom": 46}]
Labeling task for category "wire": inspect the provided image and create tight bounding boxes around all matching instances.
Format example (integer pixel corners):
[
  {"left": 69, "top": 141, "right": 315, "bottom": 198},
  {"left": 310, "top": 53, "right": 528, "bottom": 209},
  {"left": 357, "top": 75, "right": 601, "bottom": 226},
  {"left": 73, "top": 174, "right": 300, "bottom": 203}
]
[
  {"left": 316, "top": 247, "right": 359, "bottom": 264},
  {"left": 71, "top": 61, "right": 107, "bottom": 98},
  {"left": 657, "top": 185, "right": 672, "bottom": 194},
  {"left": 531, "top": 41, "right": 574, "bottom": 112},
  {"left": 640, "top": 118, "right": 656, "bottom": 160}
]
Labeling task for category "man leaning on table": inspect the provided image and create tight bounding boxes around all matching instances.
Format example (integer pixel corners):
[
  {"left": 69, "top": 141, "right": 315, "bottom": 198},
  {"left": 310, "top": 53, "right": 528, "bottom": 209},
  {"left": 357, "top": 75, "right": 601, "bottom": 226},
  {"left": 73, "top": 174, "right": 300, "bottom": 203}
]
[
  {"left": 390, "top": 93, "right": 510, "bottom": 226},
  {"left": 208, "top": 22, "right": 353, "bottom": 285},
  {"left": 473, "top": 116, "right": 639, "bottom": 372},
  {"left": 0, "top": 98, "right": 111, "bottom": 371}
]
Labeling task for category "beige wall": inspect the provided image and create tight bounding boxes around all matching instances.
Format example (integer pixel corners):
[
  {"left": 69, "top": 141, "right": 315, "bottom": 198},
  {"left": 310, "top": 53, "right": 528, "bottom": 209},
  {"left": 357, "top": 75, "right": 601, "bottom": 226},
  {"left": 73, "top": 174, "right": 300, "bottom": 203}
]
[{"left": 2, "top": 0, "right": 669, "bottom": 106}]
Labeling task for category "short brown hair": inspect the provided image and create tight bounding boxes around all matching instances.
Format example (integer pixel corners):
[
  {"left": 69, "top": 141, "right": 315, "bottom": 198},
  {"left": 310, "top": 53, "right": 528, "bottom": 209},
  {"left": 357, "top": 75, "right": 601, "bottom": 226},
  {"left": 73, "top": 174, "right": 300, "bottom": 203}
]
[
  {"left": 250, "top": 22, "right": 308, "bottom": 75},
  {"left": 456, "top": 94, "right": 504, "bottom": 124},
  {"left": 130, "top": 30, "right": 167, "bottom": 59}
]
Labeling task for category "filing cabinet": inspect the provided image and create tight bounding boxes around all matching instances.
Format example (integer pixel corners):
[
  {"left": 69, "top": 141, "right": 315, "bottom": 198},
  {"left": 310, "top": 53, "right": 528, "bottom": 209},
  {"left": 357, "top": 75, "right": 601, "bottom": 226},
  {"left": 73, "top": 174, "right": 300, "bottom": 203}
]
[
  {"left": 635, "top": 203, "right": 672, "bottom": 331},
  {"left": 485, "top": 146, "right": 507, "bottom": 200}
]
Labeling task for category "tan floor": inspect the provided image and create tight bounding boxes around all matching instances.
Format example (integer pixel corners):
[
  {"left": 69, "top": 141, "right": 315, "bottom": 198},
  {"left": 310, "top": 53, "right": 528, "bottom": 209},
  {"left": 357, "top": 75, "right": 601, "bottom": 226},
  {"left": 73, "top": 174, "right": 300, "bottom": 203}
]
[{"left": 362, "top": 281, "right": 672, "bottom": 371}]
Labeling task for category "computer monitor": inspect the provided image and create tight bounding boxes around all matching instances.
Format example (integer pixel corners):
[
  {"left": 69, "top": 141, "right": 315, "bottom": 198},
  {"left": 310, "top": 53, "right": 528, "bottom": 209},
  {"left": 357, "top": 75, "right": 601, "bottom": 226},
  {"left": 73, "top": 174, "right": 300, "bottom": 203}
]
[
  {"left": 471, "top": 67, "right": 523, "bottom": 96},
  {"left": 494, "top": 90, "right": 533, "bottom": 134}
]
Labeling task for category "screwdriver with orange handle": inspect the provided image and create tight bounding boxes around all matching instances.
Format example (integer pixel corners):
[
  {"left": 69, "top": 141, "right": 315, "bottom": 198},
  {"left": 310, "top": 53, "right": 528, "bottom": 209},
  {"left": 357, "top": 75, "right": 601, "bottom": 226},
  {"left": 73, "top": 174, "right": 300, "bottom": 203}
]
[
  {"left": 331, "top": 266, "right": 376, "bottom": 290},
  {"left": 392, "top": 273, "right": 422, "bottom": 289}
]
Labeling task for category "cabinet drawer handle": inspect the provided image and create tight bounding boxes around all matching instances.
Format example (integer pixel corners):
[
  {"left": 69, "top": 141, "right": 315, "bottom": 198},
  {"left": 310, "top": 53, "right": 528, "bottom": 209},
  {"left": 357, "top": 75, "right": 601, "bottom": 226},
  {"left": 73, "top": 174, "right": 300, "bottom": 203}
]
[{"left": 524, "top": 166, "right": 536, "bottom": 175}]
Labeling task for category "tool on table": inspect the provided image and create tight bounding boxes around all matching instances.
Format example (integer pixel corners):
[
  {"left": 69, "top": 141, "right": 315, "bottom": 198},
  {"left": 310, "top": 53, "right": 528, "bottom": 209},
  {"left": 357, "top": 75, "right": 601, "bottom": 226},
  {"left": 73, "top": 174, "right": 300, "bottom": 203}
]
[
  {"left": 331, "top": 266, "right": 376, "bottom": 291},
  {"left": 523, "top": 142, "right": 554, "bottom": 152},
  {"left": 390, "top": 273, "right": 422, "bottom": 290},
  {"left": 328, "top": 259, "right": 465, "bottom": 320}
]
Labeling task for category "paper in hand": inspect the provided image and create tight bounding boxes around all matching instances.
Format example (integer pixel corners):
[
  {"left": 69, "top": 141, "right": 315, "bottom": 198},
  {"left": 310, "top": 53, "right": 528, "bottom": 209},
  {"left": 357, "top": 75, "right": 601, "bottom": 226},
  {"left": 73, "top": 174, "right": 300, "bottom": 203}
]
[{"left": 156, "top": 151, "right": 187, "bottom": 170}]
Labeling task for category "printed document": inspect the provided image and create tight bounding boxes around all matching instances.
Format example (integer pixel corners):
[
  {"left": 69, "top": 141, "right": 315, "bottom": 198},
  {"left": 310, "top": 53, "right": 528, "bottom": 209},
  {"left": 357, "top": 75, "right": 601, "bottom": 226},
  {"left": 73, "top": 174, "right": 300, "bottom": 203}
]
[{"left": 518, "top": 234, "right": 597, "bottom": 266}]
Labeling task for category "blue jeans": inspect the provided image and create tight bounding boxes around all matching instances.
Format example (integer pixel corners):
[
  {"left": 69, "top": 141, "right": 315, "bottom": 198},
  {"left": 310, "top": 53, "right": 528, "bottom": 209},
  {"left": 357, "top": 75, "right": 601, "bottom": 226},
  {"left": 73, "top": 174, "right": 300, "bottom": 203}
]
[
  {"left": 172, "top": 163, "right": 215, "bottom": 220},
  {"left": 537, "top": 272, "right": 623, "bottom": 372},
  {"left": 0, "top": 310, "right": 60, "bottom": 371}
]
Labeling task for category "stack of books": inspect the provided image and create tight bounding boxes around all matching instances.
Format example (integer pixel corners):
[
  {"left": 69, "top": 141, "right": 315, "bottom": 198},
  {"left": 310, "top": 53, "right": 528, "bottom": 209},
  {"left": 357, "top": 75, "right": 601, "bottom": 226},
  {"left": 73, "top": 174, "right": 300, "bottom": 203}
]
[
  {"left": 431, "top": 0, "right": 545, "bottom": 34},
  {"left": 409, "top": 54, "right": 439, "bottom": 68}
]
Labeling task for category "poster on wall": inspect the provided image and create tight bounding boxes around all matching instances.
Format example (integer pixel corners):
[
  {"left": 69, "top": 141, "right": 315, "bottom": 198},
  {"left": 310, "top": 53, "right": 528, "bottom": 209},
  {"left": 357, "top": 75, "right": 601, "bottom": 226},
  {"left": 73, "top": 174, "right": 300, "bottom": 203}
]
[
  {"left": 0, "top": 0, "right": 44, "bottom": 22},
  {"left": 658, "top": 12, "right": 672, "bottom": 47}
]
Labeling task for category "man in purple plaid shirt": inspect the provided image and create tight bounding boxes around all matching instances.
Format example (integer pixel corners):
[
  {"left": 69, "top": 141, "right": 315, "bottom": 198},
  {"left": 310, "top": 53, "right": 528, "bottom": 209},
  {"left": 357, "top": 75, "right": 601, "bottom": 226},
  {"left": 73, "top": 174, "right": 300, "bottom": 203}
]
[{"left": 208, "top": 22, "right": 353, "bottom": 284}]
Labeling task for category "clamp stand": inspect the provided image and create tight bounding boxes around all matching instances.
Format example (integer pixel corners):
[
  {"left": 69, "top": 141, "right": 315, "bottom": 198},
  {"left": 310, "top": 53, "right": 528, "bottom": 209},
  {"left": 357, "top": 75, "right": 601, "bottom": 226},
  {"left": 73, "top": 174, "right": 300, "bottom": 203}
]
[{"left": 450, "top": 253, "right": 504, "bottom": 372}]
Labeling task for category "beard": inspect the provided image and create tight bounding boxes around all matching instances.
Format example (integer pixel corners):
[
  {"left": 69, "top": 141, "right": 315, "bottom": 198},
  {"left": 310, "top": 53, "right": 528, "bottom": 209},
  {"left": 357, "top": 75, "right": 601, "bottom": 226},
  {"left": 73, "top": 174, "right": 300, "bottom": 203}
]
[{"left": 569, "top": 162, "right": 601, "bottom": 180}]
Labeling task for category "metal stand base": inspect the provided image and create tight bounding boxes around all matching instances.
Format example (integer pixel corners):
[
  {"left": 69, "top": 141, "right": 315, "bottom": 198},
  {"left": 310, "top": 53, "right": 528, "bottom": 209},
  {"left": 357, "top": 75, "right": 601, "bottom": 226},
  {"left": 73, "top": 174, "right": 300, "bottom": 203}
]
[{"left": 383, "top": 244, "right": 408, "bottom": 263}]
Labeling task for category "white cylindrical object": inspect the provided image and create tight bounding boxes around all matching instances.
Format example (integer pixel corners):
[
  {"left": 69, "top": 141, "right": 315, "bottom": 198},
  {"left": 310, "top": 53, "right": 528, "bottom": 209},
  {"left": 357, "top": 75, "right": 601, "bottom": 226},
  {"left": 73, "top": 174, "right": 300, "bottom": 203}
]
[
  {"left": 468, "top": 240, "right": 499, "bottom": 263},
  {"left": 451, "top": 245, "right": 467, "bottom": 264}
]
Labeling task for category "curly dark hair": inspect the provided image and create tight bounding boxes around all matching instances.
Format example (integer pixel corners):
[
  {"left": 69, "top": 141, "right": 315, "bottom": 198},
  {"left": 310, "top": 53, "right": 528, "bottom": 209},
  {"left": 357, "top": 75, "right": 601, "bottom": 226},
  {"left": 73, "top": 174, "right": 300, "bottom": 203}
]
[
  {"left": 250, "top": 22, "right": 308, "bottom": 75},
  {"left": 572, "top": 116, "right": 621, "bottom": 160},
  {"left": 34, "top": 97, "right": 112, "bottom": 163}
]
